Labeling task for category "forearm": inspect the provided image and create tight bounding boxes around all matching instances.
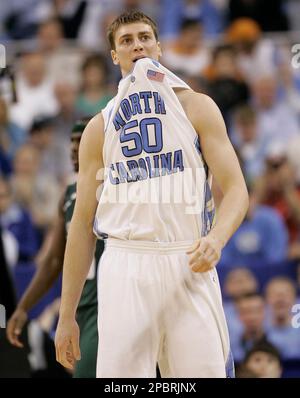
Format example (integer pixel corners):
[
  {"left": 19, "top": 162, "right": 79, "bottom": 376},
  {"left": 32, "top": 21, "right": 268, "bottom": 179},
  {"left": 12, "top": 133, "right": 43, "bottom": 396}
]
[
  {"left": 18, "top": 258, "right": 62, "bottom": 312},
  {"left": 209, "top": 184, "right": 249, "bottom": 247},
  {"left": 59, "top": 219, "right": 96, "bottom": 319}
]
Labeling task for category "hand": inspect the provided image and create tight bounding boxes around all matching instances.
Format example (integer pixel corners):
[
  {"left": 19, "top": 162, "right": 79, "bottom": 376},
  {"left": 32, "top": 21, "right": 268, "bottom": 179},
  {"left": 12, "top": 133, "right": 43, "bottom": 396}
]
[
  {"left": 6, "top": 308, "right": 28, "bottom": 348},
  {"left": 186, "top": 234, "right": 224, "bottom": 273},
  {"left": 55, "top": 317, "right": 81, "bottom": 370}
]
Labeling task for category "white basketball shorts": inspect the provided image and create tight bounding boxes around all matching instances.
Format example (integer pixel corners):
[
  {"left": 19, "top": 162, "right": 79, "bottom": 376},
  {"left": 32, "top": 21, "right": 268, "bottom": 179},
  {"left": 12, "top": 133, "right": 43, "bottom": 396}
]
[{"left": 96, "top": 239, "right": 234, "bottom": 378}]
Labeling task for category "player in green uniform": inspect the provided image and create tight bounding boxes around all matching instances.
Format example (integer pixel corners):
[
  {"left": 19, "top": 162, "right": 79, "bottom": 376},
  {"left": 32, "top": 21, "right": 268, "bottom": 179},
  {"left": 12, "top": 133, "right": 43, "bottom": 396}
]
[{"left": 6, "top": 120, "right": 103, "bottom": 378}]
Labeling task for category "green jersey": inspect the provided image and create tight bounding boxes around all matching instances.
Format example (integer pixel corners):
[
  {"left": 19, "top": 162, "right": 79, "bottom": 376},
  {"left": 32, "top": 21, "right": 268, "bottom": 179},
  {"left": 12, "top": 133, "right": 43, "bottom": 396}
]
[{"left": 63, "top": 181, "right": 104, "bottom": 309}]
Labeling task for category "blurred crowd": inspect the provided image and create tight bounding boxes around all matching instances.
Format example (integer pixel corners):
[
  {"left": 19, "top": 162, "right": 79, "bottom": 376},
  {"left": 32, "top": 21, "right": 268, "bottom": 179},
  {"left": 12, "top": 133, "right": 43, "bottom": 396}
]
[{"left": 1, "top": 0, "right": 300, "bottom": 378}]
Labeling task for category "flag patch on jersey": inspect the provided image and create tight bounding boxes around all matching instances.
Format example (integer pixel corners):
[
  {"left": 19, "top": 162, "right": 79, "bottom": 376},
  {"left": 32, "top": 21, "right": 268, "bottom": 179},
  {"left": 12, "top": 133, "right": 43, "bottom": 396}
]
[{"left": 147, "top": 69, "right": 165, "bottom": 82}]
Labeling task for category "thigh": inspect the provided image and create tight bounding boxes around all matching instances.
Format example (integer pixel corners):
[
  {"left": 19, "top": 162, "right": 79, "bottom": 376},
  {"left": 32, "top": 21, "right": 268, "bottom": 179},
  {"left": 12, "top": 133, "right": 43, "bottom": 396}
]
[
  {"left": 161, "top": 261, "right": 231, "bottom": 378},
  {"left": 96, "top": 248, "right": 162, "bottom": 378}
]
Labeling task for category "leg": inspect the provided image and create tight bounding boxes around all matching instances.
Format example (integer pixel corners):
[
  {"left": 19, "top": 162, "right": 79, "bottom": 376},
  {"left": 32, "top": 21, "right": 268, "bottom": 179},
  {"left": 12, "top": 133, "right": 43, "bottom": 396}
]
[
  {"left": 160, "top": 257, "right": 231, "bottom": 378},
  {"left": 96, "top": 248, "right": 162, "bottom": 378}
]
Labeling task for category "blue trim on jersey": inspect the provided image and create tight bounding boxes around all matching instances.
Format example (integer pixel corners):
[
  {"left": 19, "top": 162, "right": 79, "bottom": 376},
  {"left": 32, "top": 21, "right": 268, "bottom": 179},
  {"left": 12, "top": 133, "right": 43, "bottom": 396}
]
[
  {"left": 106, "top": 106, "right": 114, "bottom": 131},
  {"left": 201, "top": 180, "right": 207, "bottom": 237},
  {"left": 225, "top": 349, "right": 235, "bottom": 378},
  {"left": 93, "top": 218, "right": 108, "bottom": 240},
  {"left": 104, "top": 99, "right": 116, "bottom": 133},
  {"left": 194, "top": 136, "right": 201, "bottom": 155},
  {"left": 194, "top": 135, "right": 209, "bottom": 178},
  {"left": 151, "top": 59, "right": 160, "bottom": 67},
  {"left": 196, "top": 134, "right": 213, "bottom": 236},
  {"left": 201, "top": 179, "right": 215, "bottom": 237}
]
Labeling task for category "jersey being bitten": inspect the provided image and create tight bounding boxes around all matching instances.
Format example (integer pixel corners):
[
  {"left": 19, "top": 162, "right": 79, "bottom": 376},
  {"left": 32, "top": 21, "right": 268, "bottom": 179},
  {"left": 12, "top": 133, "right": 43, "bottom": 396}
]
[{"left": 94, "top": 58, "right": 215, "bottom": 242}]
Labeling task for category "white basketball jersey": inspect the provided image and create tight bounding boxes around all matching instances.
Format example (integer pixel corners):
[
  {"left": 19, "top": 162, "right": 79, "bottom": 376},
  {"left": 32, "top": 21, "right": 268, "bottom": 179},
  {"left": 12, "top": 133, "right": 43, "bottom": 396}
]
[{"left": 94, "top": 58, "right": 215, "bottom": 242}]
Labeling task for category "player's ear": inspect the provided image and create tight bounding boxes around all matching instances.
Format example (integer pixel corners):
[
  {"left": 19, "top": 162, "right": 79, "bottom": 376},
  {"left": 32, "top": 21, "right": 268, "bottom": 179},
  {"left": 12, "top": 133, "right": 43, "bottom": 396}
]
[{"left": 111, "top": 49, "right": 119, "bottom": 65}]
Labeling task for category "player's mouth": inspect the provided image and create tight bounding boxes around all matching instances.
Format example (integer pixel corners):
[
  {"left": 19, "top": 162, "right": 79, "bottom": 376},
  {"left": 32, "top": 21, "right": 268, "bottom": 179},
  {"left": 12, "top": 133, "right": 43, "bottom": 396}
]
[{"left": 132, "top": 55, "right": 146, "bottom": 63}]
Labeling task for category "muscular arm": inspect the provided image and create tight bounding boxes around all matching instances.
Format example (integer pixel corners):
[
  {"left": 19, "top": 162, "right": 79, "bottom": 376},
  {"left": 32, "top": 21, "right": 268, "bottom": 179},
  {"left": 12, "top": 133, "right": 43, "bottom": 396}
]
[
  {"left": 185, "top": 92, "right": 249, "bottom": 270},
  {"left": 55, "top": 114, "right": 104, "bottom": 368},
  {"left": 195, "top": 93, "right": 249, "bottom": 244},
  {"left": 6, "top": 194, "right": 66, "bottom": 347}
]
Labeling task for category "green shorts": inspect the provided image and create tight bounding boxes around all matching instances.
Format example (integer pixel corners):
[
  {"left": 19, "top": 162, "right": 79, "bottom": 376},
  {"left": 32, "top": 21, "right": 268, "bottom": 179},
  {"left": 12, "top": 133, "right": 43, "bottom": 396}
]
[{"left": 74, "top": 304, "right": 98, "bottom": 378}]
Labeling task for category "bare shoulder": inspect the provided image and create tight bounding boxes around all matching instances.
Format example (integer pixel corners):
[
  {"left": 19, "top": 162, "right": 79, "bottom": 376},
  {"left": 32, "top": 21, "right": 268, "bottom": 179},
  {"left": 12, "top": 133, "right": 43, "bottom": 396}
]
[
  {"left": 79, "top": 112, "right": 105, "bottom": 169},
  {"left": 79, "top": 112, "right": 104, "bottom": 154},
  {"left": 80, "top": 113, "right": 104, "bottom": 147},
  {"left": 176, "top": 89, "right": 223, "bottom": 132}
]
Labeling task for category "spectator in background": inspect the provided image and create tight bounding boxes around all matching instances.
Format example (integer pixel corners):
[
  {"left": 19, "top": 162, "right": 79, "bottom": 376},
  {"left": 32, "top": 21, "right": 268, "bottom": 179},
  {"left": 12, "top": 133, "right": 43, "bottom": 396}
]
[
  {"left": 75, "top": 53, "right": 113, "bottom": 117},
  {"left": 221, "top": 187, "right": 288, "bottom": 267},
  {"left": 224, "top": 267, "right": 258, "bottom": 301},
  {"left": 239, "top": 341, "right": 282, "bottom": 378},
  {"left": 118, "top": 0, "right": 159, "bottom": 21},
  {"left": 37, "top": 17, "right": 65, "bottom": 54},
  {"left": 159, "top": 0, "right": 224, "bottom": 40},
  {"left": 286, "top": 140, "right": 300, "bottom": 261},
  {"left": 286, "top": 135, "right": 300, "bottom": 178},
  {"left": 265, "top": 277, "right": 300, "bottom": 360},
  {"left": 52, "top": 0, "right": 87, "bottom": 39},
  {"left": 36, "top": 17, "right": 84, "bottom": 86},
  {"left": 230, "top": 105, "right": 268, "bottom": 185},
  {"left": 52, "top": 82, "right": 82, "bottom": 146},
  {"left": 0, "top": 177, "right": 39, "bottom": 266},
  {"left": 223, "top": 267, "right": 259, "bottom": 352},
  {"left": 0, "top": 225, "right": 31, "bottom": 378},
  {"left": 228, "top": 0, "right": 289, "bottom": 32},
  {"left": 231, "top": 293, "right": 267, "bottom": 364},
  {"left": 0, "top": 98, "right": 26, "bottom": 159},
  {"left": 226, "top": 18, "right": 277, "bottom": 83},
  {"left": 254, "top": 144, "right": 300, "bottom": 253},
  {"left": 251, "top": 74, "right": 300, "bottom": 148},
  {"left": 0, "top": 147, "right": 12, "bottom": 178},
  {"left": 161, "top": 18, "right": 210, "bottom": 76},
  {"left": 77, "top": 0, "right": 122, "bottom": 51},
  {"left": 277, "top": 55, "right": 300, "bottom": 117},
  {"left": 28, "top": 115, "right": 72, "bottom": 184},
  {"left": 0, "top": 0, "right": 51, "bottom": 40},
  {"left": 0, "top": 191, "right": 19, "bottom": 271},
  {"left": 10, "top": 52, "right": 58, "bottom": 131},
  {"left": 11, "top": 144, "right": 60, "bottom": 237},
  {"left": 0, "top": 100, "right": 13, "bottom": 176},
  {"left": 203, "top": 44, "right": 250, "bottom": 124},
  {"left": 286, "top": 0, "right": 300, "bottom": 31}
]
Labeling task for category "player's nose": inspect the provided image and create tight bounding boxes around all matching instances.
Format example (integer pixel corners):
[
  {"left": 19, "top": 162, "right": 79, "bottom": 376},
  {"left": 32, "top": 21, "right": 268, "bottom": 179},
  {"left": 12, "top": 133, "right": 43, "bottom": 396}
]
[{"left": 133, "top": 38, "right": 144, "bottom": 51}]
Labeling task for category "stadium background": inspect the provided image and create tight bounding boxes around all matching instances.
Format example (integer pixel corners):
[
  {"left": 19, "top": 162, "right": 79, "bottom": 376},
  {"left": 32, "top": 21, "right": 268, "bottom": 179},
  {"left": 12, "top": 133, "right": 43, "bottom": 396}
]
[{"left": 0, "top": 0, "right": 300, "bottom": 378}]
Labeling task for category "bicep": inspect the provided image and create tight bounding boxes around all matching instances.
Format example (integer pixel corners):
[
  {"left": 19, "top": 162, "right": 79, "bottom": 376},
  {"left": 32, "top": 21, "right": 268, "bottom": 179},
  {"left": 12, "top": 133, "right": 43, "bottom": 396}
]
[{"left": 194, "top": 95, "right": 246, "bottom": 193}]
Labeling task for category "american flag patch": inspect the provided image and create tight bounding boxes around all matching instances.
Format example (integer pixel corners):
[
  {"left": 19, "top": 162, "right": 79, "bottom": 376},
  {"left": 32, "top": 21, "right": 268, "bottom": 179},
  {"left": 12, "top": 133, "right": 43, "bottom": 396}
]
[{"left": 147, "top": 69, "right": 165, "bottom": 82}]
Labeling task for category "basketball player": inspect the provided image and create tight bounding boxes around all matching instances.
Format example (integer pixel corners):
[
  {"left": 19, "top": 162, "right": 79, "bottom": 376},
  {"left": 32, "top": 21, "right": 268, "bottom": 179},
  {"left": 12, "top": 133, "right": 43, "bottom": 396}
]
[
  {"left": 6, "top": 120, "right": 103, "bottom": 378},
  {"left": 55, "top": 11, "right": 249, "bottom": 378}
]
